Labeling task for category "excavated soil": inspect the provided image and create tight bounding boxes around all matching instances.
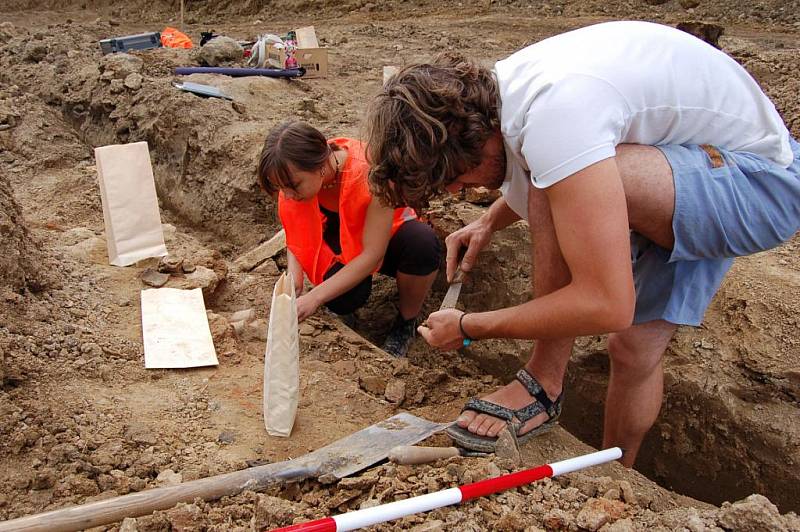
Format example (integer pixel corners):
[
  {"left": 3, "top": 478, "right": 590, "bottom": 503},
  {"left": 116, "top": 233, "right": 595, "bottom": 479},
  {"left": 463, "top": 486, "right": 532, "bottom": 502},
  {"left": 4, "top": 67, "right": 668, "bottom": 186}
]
[{"left": 1, "top": 0, "right": 799, "bottom": 530}]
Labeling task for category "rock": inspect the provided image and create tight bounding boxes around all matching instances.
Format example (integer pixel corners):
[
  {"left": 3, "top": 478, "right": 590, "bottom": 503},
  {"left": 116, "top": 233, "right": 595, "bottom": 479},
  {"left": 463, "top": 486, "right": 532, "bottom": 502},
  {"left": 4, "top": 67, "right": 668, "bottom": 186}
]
[
  {"left": 100, "top": 53, "right": 143, "bottom": 80},
  {"left": 543, "top": 509, "right": 573, "bottom": 530},
  {"left": 252, "top": 494, "right": 297, "bottom": 529},
  {"left": 168, "top": 265, "right": 220, "bottom": 297},
  {"left": 123, "top": 73, "right": 143, "bottom": 90},
  {"left": 244, "top": 318, "right": 268, "bottom": 342},
  {"left": 384, "top": 378, "right": 406, "bottom": 403},
  {"left": 717, "top": 494, "right": 789, "bottom": 531},
  {"left": 678, "top": 0, "right": 700, "bottom": 8},
  {"left": 494, "top": 425, "right": 521, "bottom": 470},
  {"left": 606, "top": 518, "right": 637, "bottom": 532},
  {"left": 464, "top": 186, "right": 501, "bottom": 205},
  {"left": 230, "top": 308, "right": 255, "bottom": 323},
  {"left": 64, "top": 236, "right": 106, "bottom": 260},
  {"left": 23, "top": 41, "right": 48, "bottom": 62},
  {"left": 140, "top": 268, "right": 169, "bottom": 288},
  {"left": 197, "top": 36, "right": 243, "bottom": 67},
  {"left": 618, "top": 480, "right": 637, "bottom": 504},
  {"left": 327, "top": 489, "right": 360, "bottom": 509},
  {"left": 576, "top": 497, "right": 626, "bottom": 531},
  {"left": 158, "top": 255, "right": 183, "bottom": 273},
  {"left": 338, "top": 475, "right": 378, "bottom": 491},
  {"left": 181, "top": 260, "right": 196, "bottom": 273},
  {"left": 156, "top": 469, "right": 183, "bottom": 486},
  {"left": 359, "top": 375, "right": 387, "bottom": 395},
  {"left": 166, "top": 503, "right": 206, "bottom": 531},
  {"left": 119, "top": 517, "right": 138, "bottom": 532}
]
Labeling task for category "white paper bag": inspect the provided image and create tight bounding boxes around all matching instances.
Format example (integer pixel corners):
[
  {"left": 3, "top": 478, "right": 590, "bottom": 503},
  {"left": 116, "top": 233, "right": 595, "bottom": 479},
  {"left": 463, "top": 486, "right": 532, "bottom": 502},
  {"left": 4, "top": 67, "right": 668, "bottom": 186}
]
[
  {"left": 263, "top": 272, "right": 299, "bottom": 437},
  {"left": 95, "top": 141, "right": 168, "bottom": 266}
]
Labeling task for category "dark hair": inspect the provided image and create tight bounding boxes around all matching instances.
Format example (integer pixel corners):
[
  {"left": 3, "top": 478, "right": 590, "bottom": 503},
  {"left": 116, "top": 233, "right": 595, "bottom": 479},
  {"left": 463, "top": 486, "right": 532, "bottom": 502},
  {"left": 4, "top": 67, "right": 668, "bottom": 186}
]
[
  {"left": 257, "top": 121, "right": 333, "bottom": 194},
  {"left": 365, "top": 52, "right": 500, "bottom": 209}
]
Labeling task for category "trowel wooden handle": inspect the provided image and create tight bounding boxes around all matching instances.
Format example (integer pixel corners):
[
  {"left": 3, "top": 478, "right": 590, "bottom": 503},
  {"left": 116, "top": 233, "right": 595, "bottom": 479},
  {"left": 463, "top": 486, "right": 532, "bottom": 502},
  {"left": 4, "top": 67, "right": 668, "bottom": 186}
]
[{"left": 389, "top": 446, "right": 461, "bottom": 465}]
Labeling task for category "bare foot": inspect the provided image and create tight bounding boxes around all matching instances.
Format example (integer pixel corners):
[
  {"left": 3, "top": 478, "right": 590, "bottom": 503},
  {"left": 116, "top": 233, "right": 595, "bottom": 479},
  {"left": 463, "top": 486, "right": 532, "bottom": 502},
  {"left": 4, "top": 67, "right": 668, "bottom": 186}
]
[{"left": 456, "top": 377, "right": 562, "bottom": 438}]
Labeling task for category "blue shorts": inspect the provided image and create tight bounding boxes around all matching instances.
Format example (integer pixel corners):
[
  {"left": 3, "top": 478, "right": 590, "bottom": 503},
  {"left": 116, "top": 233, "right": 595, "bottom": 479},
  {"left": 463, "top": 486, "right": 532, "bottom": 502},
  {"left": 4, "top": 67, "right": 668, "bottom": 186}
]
[{"left": 632, "top": 139, "right": 800, "bottom": 326}]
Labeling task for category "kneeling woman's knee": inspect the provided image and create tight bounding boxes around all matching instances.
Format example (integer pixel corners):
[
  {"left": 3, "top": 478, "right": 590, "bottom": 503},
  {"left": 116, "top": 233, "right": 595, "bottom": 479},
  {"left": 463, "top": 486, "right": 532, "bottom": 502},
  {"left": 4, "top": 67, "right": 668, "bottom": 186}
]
[{"left": 394, "top": 221, "right": 442, "bottom": 275}]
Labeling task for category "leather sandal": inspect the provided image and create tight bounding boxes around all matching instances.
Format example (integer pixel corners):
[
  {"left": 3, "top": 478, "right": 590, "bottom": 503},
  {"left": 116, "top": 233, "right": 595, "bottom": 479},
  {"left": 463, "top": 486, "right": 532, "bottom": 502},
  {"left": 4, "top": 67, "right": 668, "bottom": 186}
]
[{"left": 445, "top": 368, "right": 563, "bottom": 453}]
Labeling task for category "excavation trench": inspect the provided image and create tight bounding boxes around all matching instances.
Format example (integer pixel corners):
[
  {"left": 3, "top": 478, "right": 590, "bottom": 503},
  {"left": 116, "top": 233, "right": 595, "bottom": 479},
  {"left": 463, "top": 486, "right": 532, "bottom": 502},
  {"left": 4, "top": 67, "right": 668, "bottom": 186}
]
[{"left": 43, "top": 43, "right": 799, "bottom": 515}]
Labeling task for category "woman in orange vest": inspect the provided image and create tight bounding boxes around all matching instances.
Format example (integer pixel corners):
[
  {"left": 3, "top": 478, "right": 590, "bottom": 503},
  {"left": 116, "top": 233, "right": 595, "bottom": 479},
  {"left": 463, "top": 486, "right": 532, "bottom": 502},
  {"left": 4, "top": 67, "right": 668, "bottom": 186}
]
[{"left": 257, "top": 121, "right": 441, "bottom": 357}]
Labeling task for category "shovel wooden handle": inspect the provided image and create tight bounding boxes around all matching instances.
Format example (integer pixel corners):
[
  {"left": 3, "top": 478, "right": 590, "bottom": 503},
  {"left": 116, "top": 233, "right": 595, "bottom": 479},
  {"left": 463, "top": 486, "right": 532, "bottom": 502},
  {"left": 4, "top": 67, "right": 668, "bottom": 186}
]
[
  {"left": 0, "top": 462, "right": 313, "bottom": 532},
  {"left": 389, "top": 446, "right": 461, "bottom": 465}
]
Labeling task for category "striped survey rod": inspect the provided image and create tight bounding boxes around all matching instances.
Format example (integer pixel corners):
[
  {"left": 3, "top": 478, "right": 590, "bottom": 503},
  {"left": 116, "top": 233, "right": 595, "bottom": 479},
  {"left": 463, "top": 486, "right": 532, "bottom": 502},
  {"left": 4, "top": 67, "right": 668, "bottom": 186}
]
[{"left": 270, "top": 447, "right": 623, "bottom": 532}]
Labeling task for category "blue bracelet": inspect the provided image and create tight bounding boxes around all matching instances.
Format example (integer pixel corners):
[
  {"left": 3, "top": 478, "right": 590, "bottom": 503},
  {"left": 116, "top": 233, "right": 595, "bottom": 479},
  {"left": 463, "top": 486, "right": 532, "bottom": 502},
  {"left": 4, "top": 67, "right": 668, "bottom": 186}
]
[{"left": 459, "top": 312, "right": 474, "bottom": 347}]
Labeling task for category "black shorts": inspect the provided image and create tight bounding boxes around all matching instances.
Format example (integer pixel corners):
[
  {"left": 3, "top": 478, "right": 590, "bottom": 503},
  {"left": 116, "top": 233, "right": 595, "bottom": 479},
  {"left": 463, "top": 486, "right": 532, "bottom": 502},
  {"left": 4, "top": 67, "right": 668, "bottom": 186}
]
[{"left": 322, "top": 218, "right": 442, "bottom": 315}]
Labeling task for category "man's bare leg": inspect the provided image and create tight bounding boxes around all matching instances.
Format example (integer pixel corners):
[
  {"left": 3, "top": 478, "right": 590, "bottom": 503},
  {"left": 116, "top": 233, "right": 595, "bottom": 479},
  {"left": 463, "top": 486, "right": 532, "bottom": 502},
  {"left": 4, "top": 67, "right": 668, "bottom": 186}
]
[
  {"left": 605, "top": 320, "right": 677, "bottom": 466},
  {"left": 457, "top": 184, "right": 573, "bottom": 438},
  {"left": 457, "top": 143, "right": 677, "bottom": 440},
  {"left": 616, "top": 144, "right": 676, "bottom": 248}
]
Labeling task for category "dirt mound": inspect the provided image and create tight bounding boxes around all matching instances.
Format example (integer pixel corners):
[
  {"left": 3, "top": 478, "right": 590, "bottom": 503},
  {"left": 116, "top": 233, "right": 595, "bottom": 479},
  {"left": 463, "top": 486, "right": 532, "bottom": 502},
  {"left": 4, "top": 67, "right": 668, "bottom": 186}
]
[{"left": 0, "top": 176, "right": 41, "bottom": 293}]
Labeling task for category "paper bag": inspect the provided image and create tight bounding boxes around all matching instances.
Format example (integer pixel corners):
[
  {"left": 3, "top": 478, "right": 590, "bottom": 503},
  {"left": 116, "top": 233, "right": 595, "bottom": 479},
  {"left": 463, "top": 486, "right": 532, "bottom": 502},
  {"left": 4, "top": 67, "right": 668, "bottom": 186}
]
[
  {"left": 95, "top": 141, "right": 168, "bottom": 266},
  {"left": 263, "top": 272, "right": 299, "bottom": 437}
]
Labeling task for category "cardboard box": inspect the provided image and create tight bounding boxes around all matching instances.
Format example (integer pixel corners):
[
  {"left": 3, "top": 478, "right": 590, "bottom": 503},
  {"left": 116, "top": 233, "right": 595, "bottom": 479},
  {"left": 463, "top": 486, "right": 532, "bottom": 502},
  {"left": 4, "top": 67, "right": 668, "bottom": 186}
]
[{"left": 267, "top": 26, "right": 328, "bottom": 79}]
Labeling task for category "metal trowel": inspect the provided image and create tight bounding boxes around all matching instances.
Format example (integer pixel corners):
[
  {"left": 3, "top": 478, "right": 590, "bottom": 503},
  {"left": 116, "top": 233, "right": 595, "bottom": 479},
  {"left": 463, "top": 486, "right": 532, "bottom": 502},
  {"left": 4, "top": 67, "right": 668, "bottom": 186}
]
[{"left": 439, "top": 267, "right": 466, "bottom": 310}]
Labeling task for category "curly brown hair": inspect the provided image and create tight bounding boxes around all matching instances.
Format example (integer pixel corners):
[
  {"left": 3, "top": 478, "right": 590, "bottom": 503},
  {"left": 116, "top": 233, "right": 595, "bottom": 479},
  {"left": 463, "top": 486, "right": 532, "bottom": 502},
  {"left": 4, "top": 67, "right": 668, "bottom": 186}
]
[{"left": 364, "top": 52, "right": 500, "bottom": 210}]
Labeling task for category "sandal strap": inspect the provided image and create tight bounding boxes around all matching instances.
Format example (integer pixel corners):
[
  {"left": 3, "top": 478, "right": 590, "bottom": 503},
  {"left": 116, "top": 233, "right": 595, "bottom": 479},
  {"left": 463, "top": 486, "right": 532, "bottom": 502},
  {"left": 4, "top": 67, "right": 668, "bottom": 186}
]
[
  {"left": 515, "top": 368, "right": 562, "bottom": 420},
  {"left": 461, "top": 398, "right": 515, "bottom": 422}
]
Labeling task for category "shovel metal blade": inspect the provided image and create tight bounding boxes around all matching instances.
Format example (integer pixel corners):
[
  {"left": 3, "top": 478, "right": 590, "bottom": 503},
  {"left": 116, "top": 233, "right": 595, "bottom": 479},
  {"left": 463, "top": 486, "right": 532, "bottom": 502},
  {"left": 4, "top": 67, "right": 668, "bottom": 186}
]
[{"left": 302, "top": 413, "right": 451, "bottom": 479}]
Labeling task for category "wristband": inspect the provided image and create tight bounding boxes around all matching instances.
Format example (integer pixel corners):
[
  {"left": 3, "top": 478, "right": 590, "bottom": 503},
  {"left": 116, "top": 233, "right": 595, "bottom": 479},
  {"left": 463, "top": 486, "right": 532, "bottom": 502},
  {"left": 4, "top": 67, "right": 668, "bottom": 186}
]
[{"left": 459, "top": 312, "right": 474, "bottom": 347}]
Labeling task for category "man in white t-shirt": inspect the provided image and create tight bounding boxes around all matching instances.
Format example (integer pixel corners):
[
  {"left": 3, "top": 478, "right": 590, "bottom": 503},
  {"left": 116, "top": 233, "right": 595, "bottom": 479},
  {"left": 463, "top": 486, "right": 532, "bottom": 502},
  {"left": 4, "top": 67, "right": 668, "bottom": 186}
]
[{"left": 365, "top": 21, "right": 800, "bottom": 466}]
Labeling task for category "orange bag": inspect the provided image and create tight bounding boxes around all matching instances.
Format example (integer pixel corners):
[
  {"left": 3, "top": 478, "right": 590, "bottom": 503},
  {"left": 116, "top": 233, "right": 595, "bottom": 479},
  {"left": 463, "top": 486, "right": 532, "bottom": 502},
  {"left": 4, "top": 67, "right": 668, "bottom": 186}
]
[{"left": 161, "top": 27, "right": 193, "bottom": 49}]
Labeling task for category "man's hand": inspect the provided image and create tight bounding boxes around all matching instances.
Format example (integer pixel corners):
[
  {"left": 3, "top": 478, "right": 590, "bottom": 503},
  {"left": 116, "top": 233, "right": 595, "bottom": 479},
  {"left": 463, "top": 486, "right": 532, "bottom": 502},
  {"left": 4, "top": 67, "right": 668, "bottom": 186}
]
[
  {"left": 417, "top": 309, "right": 467, "bottom": 350},
  {"left": 296, "top": 292, "right": 321, "bottom": 322},
  {"left": 445, "top": 217, "right": 493, "bottom": 282}
]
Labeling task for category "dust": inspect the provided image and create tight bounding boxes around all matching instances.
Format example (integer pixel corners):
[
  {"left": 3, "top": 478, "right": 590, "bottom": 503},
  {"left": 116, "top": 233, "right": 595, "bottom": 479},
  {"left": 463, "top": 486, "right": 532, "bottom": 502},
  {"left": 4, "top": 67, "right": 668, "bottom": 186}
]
[{"left": 1, "top": 0, "right": 800, "bottom": 530}]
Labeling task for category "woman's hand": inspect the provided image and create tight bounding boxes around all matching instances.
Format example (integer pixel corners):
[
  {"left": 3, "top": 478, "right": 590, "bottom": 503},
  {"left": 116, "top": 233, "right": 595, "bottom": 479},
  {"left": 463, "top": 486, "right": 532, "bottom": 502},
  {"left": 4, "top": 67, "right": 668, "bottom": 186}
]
[
  {"left": 417, "top": 309, "right": 467, "bottom": 350},
  {"left": 296, "top": 292, "right": 321, "bottom": 322}
]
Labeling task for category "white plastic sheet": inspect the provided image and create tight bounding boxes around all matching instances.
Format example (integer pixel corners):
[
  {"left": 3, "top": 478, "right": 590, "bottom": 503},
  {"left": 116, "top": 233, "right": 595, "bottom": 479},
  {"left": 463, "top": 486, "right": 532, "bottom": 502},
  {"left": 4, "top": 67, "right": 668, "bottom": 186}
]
[{"left": 141, "top": 288, "right": 219, "bottom": 369}]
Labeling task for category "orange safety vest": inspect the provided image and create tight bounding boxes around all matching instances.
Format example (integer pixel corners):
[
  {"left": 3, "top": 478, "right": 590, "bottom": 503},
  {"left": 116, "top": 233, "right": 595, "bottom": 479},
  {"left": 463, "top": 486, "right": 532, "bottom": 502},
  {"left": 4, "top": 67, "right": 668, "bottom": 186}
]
[{"left": 279, "top": 138, "right": 416, "bottom": 286}]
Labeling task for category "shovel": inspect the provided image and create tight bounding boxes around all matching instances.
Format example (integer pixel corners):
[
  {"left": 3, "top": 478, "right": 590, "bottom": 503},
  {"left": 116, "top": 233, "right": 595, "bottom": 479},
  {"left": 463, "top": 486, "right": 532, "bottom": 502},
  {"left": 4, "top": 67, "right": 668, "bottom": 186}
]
[{"left": 0, "top": 413, "right": 448, "bottom": 532}]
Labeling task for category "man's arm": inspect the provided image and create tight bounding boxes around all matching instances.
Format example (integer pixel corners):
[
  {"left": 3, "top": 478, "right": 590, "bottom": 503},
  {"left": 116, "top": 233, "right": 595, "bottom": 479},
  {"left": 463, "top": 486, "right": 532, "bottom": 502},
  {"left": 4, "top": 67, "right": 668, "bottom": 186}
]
[{"left": 465, "top": 157, "right": 635, "bottom": 339}]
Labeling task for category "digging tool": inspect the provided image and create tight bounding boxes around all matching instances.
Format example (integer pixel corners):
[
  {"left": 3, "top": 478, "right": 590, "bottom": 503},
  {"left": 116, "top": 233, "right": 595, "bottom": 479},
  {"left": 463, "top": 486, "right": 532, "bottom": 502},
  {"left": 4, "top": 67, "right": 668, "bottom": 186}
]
[
  {"left": 0, "top": 413, "right": 448, "bottom": 532},
  {"left": 389, "top": 445, "right": 489, "bottom": 465},
  {"left": 439, "top": 267, "right": 465, "bottom": 311},
  {"left": 273, "top": 447, "right": 624, "bottom": 531}
]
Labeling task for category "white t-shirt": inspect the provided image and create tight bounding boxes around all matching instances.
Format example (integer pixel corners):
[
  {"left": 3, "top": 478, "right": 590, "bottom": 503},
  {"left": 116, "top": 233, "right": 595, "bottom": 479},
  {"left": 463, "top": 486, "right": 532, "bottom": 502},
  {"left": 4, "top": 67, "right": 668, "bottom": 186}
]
[{"left": 495, "top": 21, "right": 793, "bottom": 220}]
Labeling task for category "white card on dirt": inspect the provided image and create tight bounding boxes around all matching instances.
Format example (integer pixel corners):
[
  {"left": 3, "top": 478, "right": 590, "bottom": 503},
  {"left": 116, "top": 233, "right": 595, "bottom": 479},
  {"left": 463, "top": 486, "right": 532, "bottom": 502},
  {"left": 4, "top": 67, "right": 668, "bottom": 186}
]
[
  {"left": 95, "top": 141, "right": 168, "bottom": 266},
  {"left": 141, "top": 288, "right": 218, "bottom": 369},
  {"left": 263, "top": 272, "right": 299, "bottom": 437}
]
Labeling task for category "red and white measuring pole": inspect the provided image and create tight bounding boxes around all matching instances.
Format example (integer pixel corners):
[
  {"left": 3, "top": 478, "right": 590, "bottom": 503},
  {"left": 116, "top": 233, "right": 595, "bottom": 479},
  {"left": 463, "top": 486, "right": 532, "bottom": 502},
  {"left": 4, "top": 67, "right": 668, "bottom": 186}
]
[{"left": 270, "top": 447, "right": 622, "bottom": 532}]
